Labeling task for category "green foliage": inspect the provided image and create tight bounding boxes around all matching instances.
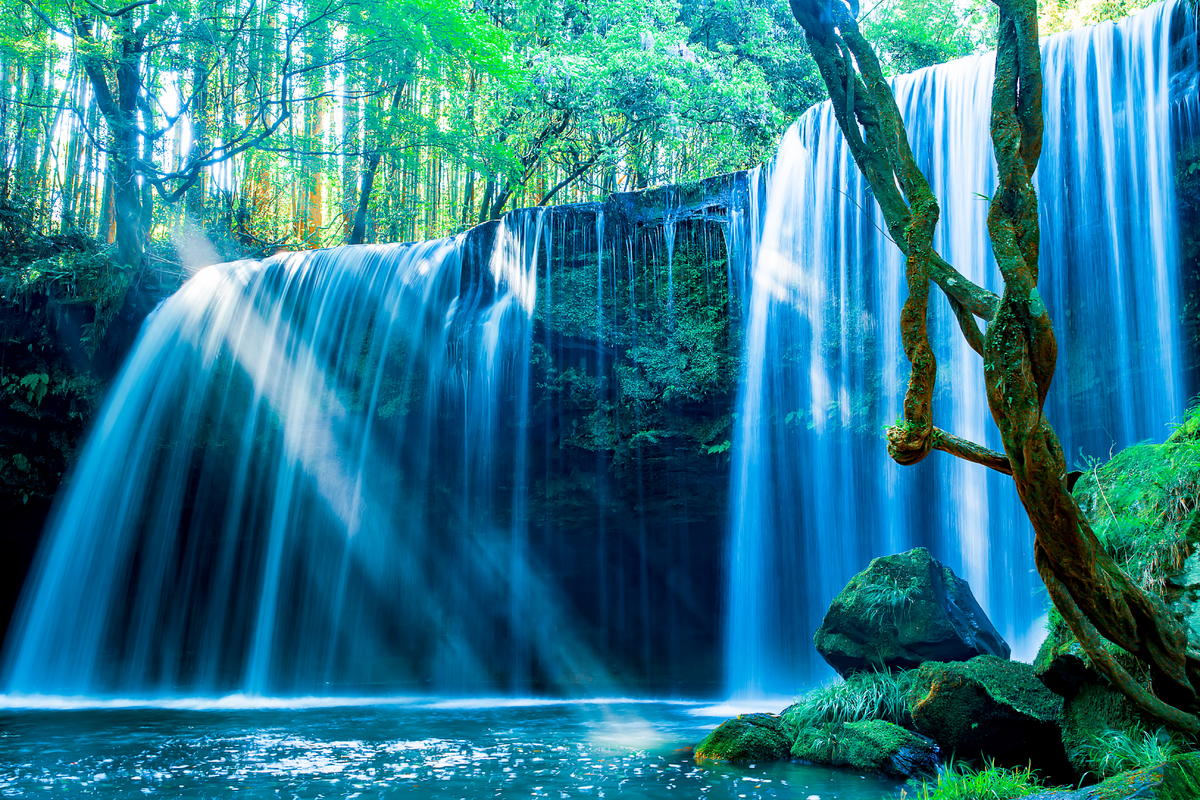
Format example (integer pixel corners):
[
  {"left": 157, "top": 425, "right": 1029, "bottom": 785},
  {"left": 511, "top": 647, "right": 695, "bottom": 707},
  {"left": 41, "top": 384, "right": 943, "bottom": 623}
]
[
  {"left": 17, "top": 373, "right": 49, "bottom": 407},
  {"left": 1072, "top": 406, "right": 1200, "bottom": 596},
  {"left": 859, "top": 574, "right": 923, "bottom": 626},
  {"left": 2, "top": 239, "right": 134, "bottom": 357},
  {"left": 532, "top": 216, "right": 738, "bottom": 460},
  {"left": 1074, "top": 726, "right": 1188, "bottom": 780},
  {"left": 1178, "top": 144, "right": 1200, "bottom": 361},
  {"left": 903, "top": 758, "right": 1043, "bottom": 800},
  {"left": 1039, "top": 0, "right": 1159, "bottom": 36},
  {"left": 860, "top": 0, "right": 991, "bottom": 74},
  {"left": 786, "top": 669, "right": 914, "bottom": 728}
]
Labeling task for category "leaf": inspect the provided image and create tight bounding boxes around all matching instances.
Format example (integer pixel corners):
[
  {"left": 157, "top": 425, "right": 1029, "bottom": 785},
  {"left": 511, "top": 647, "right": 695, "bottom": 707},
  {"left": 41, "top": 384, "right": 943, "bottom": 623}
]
[{"left": 19, "top": 373, "right": 49, "bottom": 407}]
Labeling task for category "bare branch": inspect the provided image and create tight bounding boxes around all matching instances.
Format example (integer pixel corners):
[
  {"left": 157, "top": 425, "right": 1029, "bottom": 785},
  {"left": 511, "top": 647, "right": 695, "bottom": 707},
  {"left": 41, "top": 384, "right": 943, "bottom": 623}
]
[
  {"left": 931, "top": 428, "right": 1011, "bottom": 474},
  {"left": 80, "top": 0, "right": 154, "bottom": 18}
]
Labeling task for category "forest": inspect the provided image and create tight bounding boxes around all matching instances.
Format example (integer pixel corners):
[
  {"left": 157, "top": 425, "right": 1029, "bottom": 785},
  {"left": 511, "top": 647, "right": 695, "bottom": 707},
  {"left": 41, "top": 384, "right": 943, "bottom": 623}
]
[{"left": 0, "top": 0, "right": 1145, "bottom": 265}]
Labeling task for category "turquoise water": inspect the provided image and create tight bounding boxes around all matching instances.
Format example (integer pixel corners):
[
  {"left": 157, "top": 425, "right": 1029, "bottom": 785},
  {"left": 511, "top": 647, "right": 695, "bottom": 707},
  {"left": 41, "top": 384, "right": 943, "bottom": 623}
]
[{"left": 0, "top": 700, "right": 902, "bottom": 799}]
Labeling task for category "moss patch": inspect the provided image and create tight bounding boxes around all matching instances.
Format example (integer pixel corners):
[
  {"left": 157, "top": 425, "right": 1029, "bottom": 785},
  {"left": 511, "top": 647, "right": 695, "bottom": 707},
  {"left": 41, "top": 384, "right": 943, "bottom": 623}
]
[
  {"left": 694, "top": 713, "right": 794, "bottom": 763},
  {"left": 791, "top": 719, "right": 938, "bottom": 778},
  {"left": 908, "top": 656, "right": 1070, "bottom": 779}
]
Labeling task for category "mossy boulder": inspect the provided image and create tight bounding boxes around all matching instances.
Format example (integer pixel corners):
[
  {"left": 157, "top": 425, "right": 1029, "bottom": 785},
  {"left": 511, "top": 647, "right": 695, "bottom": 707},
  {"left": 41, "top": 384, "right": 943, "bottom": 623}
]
[
  {"left": 814, "top": 547, "right": 1009, "bottom": 676},
  {"left": 1023, "top": 753, "right": 1200, "bottom": 800},
  {"left": 1071, "top": 429, "right": 1200, "bottom": 602},
  {"left": 790, "top": 719, "right": 939, "bottom": 779},
  {"left": 908, "top": 655, "right": 1071, "bottom": 778},
  {"left": 693, "top": 713, "right": 794, "bottom": 763},
  {"left": 1057, "top": 679, "right": 1160, "bottom": 776}
]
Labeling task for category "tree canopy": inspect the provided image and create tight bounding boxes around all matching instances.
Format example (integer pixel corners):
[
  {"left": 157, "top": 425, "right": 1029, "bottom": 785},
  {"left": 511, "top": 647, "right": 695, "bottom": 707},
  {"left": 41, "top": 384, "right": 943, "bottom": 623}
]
[{"left": 0, "top": 0, "right": 1012, "bottom": 270}]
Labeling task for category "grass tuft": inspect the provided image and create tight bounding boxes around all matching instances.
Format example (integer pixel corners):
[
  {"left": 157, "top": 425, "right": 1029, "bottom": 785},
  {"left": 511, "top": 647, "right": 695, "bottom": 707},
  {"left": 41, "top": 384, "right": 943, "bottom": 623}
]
[
  {"left": 1073, "top": 726, "right": 1184, "bottom": 779},
  {"left": 860, "top": 574, "right": 923, "bottom": 627},
  {"left": 897, "top": 758, "right": 1042, "bottom": 800},
  {"left": 791, "top": 670, "right": 913, "bottom": 728}
]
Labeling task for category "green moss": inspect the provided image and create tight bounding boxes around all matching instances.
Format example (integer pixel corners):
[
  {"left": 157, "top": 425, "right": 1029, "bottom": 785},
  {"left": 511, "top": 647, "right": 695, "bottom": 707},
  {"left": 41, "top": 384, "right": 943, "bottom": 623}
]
[
  {"left": 1160, "top": 753, "right": 1200, "bottom": 800},
  {"left": 907, "top": 657, "right": 1067, "bottom": 775},
  {"left": 966, "top": 656, "right": 1063, "bottom": 722},
  {"left": 1071, "top": 420, "right": 1200, "bottom": 597},
  {"left": 693, "top": 713, "right": 794, "bottom": 763},
  {"left": 1074, "top": 754, "right": 1200, "bottom": 800},
  {"left": 791, "top": 719, "right": 938, "bottom": 778},
  {"left": 532, "top": 216, "right": 740, "bottom": 462}
]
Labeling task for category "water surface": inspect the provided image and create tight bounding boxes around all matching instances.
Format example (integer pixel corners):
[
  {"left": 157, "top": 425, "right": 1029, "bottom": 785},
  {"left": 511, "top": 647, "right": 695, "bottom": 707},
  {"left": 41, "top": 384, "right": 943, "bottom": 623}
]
[{"left": 0, "top": 699, "right": 902, "bottom": 799}]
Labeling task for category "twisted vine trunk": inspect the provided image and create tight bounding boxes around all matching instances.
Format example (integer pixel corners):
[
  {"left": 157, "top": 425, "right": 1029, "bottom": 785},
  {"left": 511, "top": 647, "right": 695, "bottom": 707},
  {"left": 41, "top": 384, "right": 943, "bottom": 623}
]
[{"left": 788, "top": 0, "right": 1200, "bottom": 731}]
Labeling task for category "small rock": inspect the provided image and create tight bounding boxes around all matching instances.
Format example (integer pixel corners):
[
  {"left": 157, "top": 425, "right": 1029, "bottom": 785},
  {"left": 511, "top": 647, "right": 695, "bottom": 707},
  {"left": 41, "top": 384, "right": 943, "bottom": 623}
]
[
  {"left": 814, "top": 547, "right": 1010, "bottom": 676},
  {"left": 693, "top": 713, "right": 793, "bottom": 763}
]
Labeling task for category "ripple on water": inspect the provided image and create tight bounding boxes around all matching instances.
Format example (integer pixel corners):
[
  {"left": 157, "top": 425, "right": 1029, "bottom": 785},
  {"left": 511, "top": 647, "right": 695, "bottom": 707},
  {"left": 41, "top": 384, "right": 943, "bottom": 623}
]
[{"left": 0, "top": 701, "right": 903, "bottom": 799}]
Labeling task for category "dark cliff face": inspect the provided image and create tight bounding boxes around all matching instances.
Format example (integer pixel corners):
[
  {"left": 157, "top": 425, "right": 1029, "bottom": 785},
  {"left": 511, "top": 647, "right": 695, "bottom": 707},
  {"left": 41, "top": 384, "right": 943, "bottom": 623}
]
[{"left": 0, "top": 279, "right": 164, "bottom": 644}]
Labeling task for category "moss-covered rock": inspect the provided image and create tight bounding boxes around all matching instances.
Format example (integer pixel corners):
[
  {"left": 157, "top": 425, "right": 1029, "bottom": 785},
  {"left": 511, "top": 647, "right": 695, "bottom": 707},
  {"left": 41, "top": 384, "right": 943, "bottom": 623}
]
[
  {"left": 693, "top": 713, "right": 794, "bottom": 763},
  {"left": 790, "top": 719, "right": 938, "bottom": 779},
  {"left": 1033, "top": 420, "right": 1200, "bottom": 771},
  {"left": 908, "top": 656, "right": 1071, "bottom": 779},
  {"left": 1023, "top": 753, "right": 1200, "bottom": 800},
  {"left": 1071, "top": 430, "right": 1200, "bottom": 600},
  {"left": 814, "top": 547, "right": 1010, "bottom": 676},
  {"left": 1059, "top": 680, "right": 1162, "bottom": 776}
]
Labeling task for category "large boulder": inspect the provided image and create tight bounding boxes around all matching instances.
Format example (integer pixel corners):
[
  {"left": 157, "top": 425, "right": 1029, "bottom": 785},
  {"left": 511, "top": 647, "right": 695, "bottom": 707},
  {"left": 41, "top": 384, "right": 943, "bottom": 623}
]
[
  {"left": 814, "top": 547, "right": 1009, "bottom": 676},
  {"left": 693, "top": 713, "right": 794, "bottom": 763},
  {"left": 790, "top": 719, "right": 939, "bottom": 779},
  {"left": 908, "top": 656, "right": 1072, "bottom": 780}
]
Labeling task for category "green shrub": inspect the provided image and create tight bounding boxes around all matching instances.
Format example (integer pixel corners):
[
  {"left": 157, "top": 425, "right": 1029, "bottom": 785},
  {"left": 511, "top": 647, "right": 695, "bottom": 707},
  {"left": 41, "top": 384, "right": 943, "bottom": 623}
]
[{"left": 1071, "top": 402, "right": 1200, "bottom": 597}]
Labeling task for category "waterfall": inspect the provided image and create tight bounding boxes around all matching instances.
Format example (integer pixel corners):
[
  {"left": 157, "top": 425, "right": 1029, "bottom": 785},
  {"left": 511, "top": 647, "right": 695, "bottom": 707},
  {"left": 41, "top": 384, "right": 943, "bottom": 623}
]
[
  {"left": 2, "top": 195, "right": 741, "bottom": 697},
  {"left": 1, "top": 217, "right": 616, "bottom": 696},
  {"left": 725, "top": 0, "right": 1198, "bottom": 697},
  {"left": 3, "top": 1, "right": 1194, "bottom": 702}
]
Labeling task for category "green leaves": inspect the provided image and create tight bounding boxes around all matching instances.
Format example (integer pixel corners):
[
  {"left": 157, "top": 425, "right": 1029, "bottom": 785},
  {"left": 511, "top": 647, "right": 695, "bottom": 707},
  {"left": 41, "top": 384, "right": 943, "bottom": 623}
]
[{"left": 19, "top": 372, "right": 50, "bottom": 407}]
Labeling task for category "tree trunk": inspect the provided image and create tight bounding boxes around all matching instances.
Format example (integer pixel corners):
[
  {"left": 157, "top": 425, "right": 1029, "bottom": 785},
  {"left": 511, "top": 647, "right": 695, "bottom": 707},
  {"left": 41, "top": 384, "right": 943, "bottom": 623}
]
[
  {"left": 187, "top": 59, "right": 210, "bottom": 220},
  {"left": 111, "top": 21, "right": 145, "bottom": 268},
  {"left": 348, "top": 80, "right": 408, "bottom": 245},
  {"left": 478, "top": 176, "right": 496, "bottom": 224}
]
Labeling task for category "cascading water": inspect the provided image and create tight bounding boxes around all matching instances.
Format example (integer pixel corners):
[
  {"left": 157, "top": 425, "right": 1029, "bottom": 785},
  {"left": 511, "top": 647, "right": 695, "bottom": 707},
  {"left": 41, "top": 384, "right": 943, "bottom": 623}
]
[
  {"left": 725, "top": 0, "right": 1199, "bottom": 698},
  {"left": 2, "top": 196, "right": 738, "bottom": 697},
  {"left": 1, "top": 213, "right": 618, "bottom": 697},
  {"left": 2, "top": 1, "right": 1195, "bottom": 703}
]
